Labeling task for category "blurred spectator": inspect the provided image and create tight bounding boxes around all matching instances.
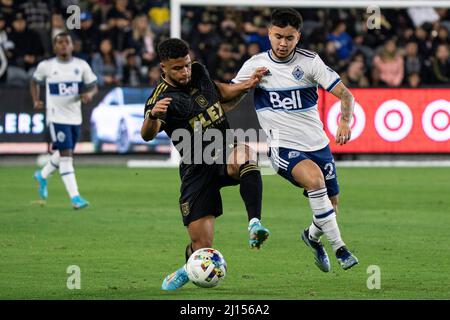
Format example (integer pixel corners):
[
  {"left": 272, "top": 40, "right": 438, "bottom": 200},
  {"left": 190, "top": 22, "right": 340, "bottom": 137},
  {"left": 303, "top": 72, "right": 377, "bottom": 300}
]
[
  {"left": 146, "top": 61, "right": 160, "bottom": 87},
  {"left": 0, "top": 12, "right": 8, "bottom": 82},
  {"left": 0, "top": 0, "right": 17, "bottom": 28},
  {"left": 432, "top": 25, "right": 450, "bottom": 52},
  {"left": 187, "top": 12, "right": 221, "bottom": 64},
  {"left": 219, "top": 18, "right": 246, "bottom": 62},
  {"left": 103, "top": 11, "right": 133, "bottom": 54},
  {"left": 403, "top": 41, "right": 423, "bottom": 78},
  {"left": 6, "top": 11, "right": 44, "bottom": 86},
  {"left": 321, "top": 40, "right": 342, "bottom": 73},
  {"left": 242, "top": 42, "right": 261, "bottom": 62},
  {"left": 209, "top": 42, "right": 240, "bottom": 82},
  {"left": 19, "top": 0, "right": 51, "bottom": 55},
  {"left": 413, "top": 26, "right": 432, "bottom": 59},
  {"left": 245, "top": 17, "right": 270, "bottom": 52},
  {"left": 122, "top": 52, "right": 143, "bottom": 86},
  {"left": 341, "top": 59, "right": 369, "bottom": 87},
  {"left": 128, "top": 13, "right": 155, "bottom": 66},
  {"left": 372, "top": 37, "right": 404, "bottom": 87},
  {"left": 51, "top": 12, "right": 66, "bottom": 41},
  {"left": 428, "top": 44, "right": 450, "bottom": 85},
  {"left": 72, "top": 37, "right": 90, "bottom": 63},
  {"left": 72, "top": 11, "right": 99, "bottom": 58},
  {"left": 327, "top": 20, "right": 353, "bottom": 60},
  {"left": 406, "top": 72, "right": 421, "bottom": 88},
  {"left": 92, "top": 38, "right": 123, "bottom": 86}
]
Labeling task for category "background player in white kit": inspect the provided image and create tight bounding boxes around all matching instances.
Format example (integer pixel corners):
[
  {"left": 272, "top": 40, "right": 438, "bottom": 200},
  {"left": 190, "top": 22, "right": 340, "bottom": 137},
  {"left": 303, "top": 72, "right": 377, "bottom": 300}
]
[
  {"left": 30, "top": 32, "right": 98, "bottom": 209},
  {"left": 232, "top": 9, "right": 358, "bottom": 271}
]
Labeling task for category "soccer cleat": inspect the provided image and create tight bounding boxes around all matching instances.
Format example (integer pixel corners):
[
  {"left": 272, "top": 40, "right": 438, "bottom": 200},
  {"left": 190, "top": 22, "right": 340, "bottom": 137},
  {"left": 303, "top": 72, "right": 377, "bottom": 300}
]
[
  {"left": 248, "top": 218, "right": 270, "bottom": 249},
  {"left": 33, "top": 171, "right": 48, "bottom": 200},
  {"left": 336, "top": 246, "right": 359, "bottom": 270},
  {"left": 301, "top": 229, "right": 331, "bottom": 272},
  {"left": 161, "top": 266, "right": 189, "bottom": 291},
  {"left": 71, "top": 195, "right": 89, "bottom": 210}
]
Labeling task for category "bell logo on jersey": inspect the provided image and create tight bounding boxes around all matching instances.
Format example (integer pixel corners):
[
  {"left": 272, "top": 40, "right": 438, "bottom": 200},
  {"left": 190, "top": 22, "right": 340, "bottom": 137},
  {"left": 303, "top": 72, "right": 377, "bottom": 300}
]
[
  {"left": 49, "top": 82, "right": 80, "bottom": 96},
  {"left": 269, "top": 90, "right": 302, "bottom": 110}
]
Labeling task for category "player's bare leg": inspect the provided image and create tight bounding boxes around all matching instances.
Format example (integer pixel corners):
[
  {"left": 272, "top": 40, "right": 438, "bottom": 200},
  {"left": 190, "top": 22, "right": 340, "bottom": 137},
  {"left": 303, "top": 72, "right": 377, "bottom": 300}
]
[
  {"left": 292, "top": 160, "right": 358, "bottom": 271},
  {"left": 162, "top": 215, "right": 215, "bottom": 290},
  {"left": 227, "top": 145, "right": 269, "bottom": 249}
]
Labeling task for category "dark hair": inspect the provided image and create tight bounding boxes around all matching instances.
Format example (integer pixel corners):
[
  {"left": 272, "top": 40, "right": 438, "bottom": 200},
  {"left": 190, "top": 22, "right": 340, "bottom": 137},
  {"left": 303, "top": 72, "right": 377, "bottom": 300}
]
[
  {"left": 53, "top": 32, "right": 72, "bottom": 44},
  {"left": 157, "top": 38, "right": 190, "bottom": 61},
  {"left": 270, "top": 8, "right": 303, "bottom": 31}
]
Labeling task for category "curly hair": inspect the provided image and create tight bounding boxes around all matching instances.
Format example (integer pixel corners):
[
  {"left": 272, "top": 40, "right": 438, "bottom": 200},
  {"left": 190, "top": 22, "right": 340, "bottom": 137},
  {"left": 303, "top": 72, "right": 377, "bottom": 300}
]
[{"left": 157, "top": 38, "right": 190, "bottom": 62}]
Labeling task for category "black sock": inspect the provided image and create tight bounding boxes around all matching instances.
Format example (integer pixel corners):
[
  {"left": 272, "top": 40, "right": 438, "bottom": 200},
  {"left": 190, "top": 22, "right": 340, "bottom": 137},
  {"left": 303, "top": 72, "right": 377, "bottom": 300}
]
[
  {"left": 239, "top": 161, "right": 262, "bottom": 221},
  {"left": 185, "top": 243, "right": 194, "bottom": 262}
]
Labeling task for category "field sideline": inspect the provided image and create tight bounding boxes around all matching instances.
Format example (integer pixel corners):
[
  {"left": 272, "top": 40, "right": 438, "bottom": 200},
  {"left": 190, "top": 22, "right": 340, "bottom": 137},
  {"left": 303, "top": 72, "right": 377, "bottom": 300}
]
[{"left": 0, "top": 166, "right": 449, "bottom": 300}]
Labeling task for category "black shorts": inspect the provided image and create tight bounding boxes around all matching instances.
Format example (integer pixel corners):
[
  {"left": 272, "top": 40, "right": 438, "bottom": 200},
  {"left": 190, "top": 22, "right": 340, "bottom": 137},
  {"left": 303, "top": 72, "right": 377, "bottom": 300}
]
[{"left": 179, "top": 163, "right": 240, "bottom": 226}]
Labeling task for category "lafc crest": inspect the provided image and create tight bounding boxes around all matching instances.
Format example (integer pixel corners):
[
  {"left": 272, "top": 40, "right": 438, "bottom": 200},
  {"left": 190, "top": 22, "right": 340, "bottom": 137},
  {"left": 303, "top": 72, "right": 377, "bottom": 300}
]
[
  {"left": 181, "top": 202, "right": 190, "bottom": 216},
  {"left": 195, "top": 95, "right": 208, "bottom": 108}
]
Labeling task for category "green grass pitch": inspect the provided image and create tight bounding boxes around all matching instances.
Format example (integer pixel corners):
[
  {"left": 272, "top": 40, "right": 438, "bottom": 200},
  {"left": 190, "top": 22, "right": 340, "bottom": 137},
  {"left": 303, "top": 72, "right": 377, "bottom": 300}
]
[{"left": 0, "top": 165, "right": 449, "bottom": 300}]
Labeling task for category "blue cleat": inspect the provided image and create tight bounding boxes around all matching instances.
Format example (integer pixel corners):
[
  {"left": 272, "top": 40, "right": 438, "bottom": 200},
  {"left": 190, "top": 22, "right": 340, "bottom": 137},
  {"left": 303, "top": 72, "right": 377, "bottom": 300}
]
[
  {"left": 33, "top": 171, "right": 48, "bottom": 200},
  {"left": 336, "top": 246, "right": 359, "bottom": 270},
  {"left": 301, "top": 229, "right": 331, "bottom": 272},
  {"left": 71, "top": 195, "right": 89, "bottom": 210},
  {"left": 161, "top": 266, "right": 189, "bottom": 291},
  {"left": 248, "top": 218, "right": 270, "bottom": 249}
]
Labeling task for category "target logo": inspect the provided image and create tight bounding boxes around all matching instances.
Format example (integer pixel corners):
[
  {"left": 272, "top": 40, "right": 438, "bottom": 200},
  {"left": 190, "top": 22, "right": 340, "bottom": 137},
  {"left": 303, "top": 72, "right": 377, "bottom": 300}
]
[
  {"left": 327, "top": 101, "right": 366, "bottom": 141},
  {"left": 422, "top": 100, "right": 450, "bottom": 142},
  {"left": 374, "top": 100, "right": 413, "bottom": 142}
]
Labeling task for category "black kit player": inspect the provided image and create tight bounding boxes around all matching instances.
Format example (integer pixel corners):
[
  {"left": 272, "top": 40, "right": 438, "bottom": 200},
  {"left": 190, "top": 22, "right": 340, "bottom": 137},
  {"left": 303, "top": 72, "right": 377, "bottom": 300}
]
[{"left": 141, "top": 38, "right": 269, "bottom": 290}]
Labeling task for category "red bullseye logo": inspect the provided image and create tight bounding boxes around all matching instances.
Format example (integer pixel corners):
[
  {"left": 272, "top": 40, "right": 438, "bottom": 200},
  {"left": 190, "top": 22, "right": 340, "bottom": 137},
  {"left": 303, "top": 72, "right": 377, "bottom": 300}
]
[
  {"left": 327, "top": 101, "right": 365, "bottom": 141},
  {"left": 422, "top": 100, "right": 450, "bottom": 142},
  {"left": 375, "top": 100, "right": 413, "bottom": 142}
]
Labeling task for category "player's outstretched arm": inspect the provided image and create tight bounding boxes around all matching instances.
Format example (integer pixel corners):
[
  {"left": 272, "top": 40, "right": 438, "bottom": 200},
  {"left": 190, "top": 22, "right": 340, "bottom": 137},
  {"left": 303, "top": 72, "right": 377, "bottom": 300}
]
[
  {"left": 215, "top": 67, "right": 268, "bottom": 112},
  {"left": 141, "top": 97, "right": 171, "bottom": 141},
  {"left": 331, "top": 82, "right": 355, "bottom": 145}
]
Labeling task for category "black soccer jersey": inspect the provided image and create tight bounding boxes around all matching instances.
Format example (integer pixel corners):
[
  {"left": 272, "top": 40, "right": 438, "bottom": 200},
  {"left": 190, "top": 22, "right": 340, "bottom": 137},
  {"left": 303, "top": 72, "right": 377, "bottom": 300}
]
[{"left": 144, "top": 62, "right": 231, "bottom": 171}]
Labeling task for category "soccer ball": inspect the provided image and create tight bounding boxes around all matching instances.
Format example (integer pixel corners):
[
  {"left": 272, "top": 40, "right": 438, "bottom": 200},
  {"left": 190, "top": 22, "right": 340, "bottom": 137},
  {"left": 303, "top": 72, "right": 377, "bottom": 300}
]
[{"left": 186, "top": 248, "right": 227, "bottom": 288}]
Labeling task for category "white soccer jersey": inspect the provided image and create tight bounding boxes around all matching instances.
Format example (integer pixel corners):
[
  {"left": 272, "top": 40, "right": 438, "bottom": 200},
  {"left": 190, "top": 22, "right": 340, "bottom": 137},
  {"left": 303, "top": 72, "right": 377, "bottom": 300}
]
[
  {"left": 232, "top": 49, "right": 341, "bottom": 151},
  {"left": 33, "top": 57, "right": 97, "bottom": 125}
]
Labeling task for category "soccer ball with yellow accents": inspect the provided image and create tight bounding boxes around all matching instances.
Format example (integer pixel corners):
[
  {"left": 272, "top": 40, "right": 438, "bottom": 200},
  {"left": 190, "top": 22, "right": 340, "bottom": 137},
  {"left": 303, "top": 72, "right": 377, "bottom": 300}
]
[{"left": 186, "top": 248, "right": 227, "bottom": 288}]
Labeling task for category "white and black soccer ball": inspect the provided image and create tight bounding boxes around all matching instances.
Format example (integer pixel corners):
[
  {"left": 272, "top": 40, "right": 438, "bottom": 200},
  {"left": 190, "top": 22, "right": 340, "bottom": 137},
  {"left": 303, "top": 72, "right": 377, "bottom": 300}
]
[{"left": 186, "top": 248, "right": 227, "bottom": 288}]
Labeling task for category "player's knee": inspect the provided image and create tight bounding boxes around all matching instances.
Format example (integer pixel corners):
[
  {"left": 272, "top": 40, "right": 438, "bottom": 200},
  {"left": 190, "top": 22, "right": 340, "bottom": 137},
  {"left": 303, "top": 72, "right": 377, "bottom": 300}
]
[
  {"left": 304, "top": 176, "right": 325, "bottom": 190},
  {"left": 192, "top": 239, "right": 213, "bottom": 250}
]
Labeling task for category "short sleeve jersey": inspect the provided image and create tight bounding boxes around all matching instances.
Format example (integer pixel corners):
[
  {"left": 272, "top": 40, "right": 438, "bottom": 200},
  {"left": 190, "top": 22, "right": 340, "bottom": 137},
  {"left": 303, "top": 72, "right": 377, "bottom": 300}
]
[
  {"left": 144, "top": 62, "right": 230, "bottom": 171},
  {"left": 33, "top": 57, "right": 97, "bottom": 125}
]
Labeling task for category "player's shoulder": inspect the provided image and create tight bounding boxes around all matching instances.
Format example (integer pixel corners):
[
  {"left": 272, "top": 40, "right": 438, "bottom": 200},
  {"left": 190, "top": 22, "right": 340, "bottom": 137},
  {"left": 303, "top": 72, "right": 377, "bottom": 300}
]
[
  {"left": 145, "top": 81, "right": 175, "bottom": 106},
  {"left": 295, "top": 48, "right": 318, "bottom": 60},
  {"left": 245, "top": 51, "right": 269, "bottom": 65},
  {"left": 72, "top": 57, "right": 91, "bottom": 68}
]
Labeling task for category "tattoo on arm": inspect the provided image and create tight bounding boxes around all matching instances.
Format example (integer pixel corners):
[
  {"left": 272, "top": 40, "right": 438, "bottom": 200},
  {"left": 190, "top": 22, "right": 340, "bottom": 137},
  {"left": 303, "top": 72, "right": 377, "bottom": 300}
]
[{"left": 337, "top": 86, "right": 354, "bottom": 123}]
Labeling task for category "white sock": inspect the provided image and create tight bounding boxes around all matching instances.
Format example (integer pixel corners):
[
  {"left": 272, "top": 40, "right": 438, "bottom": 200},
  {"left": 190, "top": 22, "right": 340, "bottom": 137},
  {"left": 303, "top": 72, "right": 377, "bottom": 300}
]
[
  {"left": 59, "top": 157, "right": 79, "bottom": 198},
  {"left": 248, "top": 217, "right": 260, "bottom": 229},
  {"left": 308, "top": 221, "right": 323, "bottom": 242},
  {"left": 41, "top": 151, "right": 60, "bottom": 179},
  {"left": 307, "top": 188, "right": 345, "bottom": 252}
]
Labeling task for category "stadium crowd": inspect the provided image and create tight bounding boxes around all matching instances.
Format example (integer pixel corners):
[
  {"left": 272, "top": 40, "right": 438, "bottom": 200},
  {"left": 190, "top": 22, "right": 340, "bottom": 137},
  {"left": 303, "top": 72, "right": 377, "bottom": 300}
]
[{"left": 0, "top": 0, "right": 449, "bottom": 88}]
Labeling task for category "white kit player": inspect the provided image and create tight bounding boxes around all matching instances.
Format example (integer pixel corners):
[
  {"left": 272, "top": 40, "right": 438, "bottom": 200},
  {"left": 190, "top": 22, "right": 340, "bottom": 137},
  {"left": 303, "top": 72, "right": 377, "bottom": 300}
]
[
  {"left": 232, "top": 9, "right": 358, "bottom": 271},
  {"left": 31, "top": 32, "right": 98, "bottom": 209}
]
